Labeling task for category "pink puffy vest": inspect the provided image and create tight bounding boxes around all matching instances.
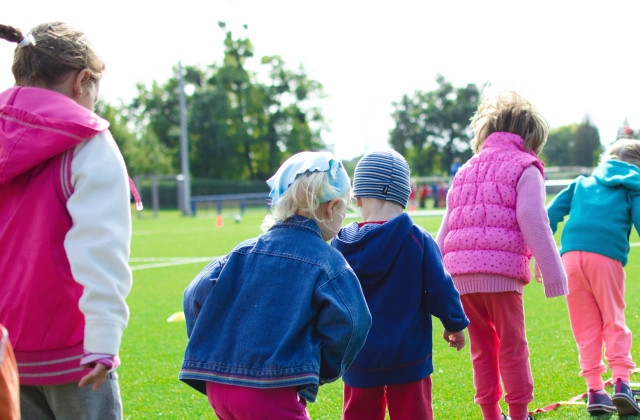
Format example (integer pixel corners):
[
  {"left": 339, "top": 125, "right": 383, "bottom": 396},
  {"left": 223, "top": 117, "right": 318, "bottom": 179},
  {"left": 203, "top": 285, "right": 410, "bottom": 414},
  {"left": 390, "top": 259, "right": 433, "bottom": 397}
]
[
  {"left": 0, "top": 87, "right": 109, "bottom": 384},
  {"left": 441, "top": 132, "right": 544, "bottom": 282}
]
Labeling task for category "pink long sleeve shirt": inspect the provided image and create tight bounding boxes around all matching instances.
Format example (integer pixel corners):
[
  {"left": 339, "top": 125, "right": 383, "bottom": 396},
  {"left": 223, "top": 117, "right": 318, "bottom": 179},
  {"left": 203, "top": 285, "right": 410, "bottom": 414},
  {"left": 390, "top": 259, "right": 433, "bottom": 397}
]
[{"left": 436, "top": 140, "right": 567, "bottom": 298}]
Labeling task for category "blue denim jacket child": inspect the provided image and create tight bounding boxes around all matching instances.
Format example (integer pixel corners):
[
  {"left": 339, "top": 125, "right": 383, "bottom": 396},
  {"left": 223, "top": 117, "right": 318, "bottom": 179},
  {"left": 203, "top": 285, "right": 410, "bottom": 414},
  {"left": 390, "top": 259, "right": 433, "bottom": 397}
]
[{"left": 179, "top": 215, "right": 372, "bottom": 402}]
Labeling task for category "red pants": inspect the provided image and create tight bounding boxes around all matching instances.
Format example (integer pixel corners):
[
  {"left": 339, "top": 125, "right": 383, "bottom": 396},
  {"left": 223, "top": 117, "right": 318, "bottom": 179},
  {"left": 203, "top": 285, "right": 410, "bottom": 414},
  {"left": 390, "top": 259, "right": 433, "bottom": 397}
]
[
  {"left": 563, "top": 251, "right": 635, "bottom": 390},
  {"left": 206, "top": 382, "right": 310, "bottom": 420},
  {"left": 342, "top": 376, "right": 433, "bottom": 420},
  {"left": 462, "top": 292, "right": 533, "bottom": 420}
]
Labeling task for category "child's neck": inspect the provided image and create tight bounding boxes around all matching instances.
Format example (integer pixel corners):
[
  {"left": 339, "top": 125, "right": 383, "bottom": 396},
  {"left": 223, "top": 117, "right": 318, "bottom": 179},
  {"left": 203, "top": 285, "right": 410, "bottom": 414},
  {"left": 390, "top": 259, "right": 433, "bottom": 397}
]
[{"left": 360, "top": 200, "right": 403, "bottom": 223}]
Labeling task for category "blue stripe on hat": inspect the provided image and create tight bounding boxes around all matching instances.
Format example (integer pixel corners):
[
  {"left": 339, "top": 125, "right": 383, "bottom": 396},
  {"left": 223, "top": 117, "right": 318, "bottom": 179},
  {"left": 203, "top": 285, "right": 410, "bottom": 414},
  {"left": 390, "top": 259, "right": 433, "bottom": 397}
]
[{"left": 353, "top": 149, "right": 411, "bottom": 208}]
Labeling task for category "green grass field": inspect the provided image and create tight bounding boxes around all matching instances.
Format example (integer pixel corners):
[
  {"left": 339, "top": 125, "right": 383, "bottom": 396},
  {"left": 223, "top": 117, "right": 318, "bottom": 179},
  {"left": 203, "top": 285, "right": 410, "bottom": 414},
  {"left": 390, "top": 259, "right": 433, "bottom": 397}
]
[{"left": 120, "top": 208, "right": 640, "bottom": 419}]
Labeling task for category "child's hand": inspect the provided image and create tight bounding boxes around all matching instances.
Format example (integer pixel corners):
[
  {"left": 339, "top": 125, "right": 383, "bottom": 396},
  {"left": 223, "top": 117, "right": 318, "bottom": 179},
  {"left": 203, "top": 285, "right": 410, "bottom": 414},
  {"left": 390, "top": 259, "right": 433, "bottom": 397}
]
[
  {"left": 78, "top": 363, "right": 109, "bottom": 391},
  {"left": 533, "top": 259, "right": 543, "bottom": 284},
  {"left": 443, "top": 329, "right": 466, "bottom": 351}
]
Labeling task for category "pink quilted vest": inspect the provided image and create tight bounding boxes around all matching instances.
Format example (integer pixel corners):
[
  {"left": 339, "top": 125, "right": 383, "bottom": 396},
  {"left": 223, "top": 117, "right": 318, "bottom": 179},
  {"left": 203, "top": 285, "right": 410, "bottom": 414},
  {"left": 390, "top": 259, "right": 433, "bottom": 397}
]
[
  {"left": 441, "top": 132, "right": 544, "bottom": 282},
  {"left": 0, "top": 87, "right": 109, "bottom": 384}
]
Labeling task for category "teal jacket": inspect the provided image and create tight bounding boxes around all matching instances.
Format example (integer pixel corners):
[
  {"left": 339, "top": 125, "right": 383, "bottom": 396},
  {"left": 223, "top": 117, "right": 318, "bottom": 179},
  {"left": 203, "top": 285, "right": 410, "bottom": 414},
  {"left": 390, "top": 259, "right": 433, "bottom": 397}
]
[{"left": 547, "top": 160, "right": 640, "bottom": 266}]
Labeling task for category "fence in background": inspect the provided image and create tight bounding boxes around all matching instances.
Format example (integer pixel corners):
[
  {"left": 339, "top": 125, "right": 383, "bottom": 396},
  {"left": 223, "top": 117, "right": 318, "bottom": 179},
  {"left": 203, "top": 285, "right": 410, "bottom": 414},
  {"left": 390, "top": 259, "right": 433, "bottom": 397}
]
[
  {"left": 190, "top": 192, "right": 271, "bottom": 216},
  {"left": 137, "top": 166, "right": 595, "bottom": 218}
]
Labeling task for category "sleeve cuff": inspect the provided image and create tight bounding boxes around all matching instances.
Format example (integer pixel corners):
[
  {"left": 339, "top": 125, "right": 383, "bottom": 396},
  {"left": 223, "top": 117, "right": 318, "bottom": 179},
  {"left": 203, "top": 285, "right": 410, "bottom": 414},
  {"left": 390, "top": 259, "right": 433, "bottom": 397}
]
[
  {"left": 544, "top": 282, "right": 569, "bottom": 298},
  {"left": 81, "top": 353, "right": 121, "bottom": 371},
  {"left": 443, "top": 318, "right": 470, "bottom": 333}
]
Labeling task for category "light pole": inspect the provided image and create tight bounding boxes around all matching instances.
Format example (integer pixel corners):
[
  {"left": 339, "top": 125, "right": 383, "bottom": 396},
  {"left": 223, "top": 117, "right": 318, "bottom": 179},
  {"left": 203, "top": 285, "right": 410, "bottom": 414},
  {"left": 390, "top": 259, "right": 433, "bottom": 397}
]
[{"left": 178, "top": 60, "right": 192, "bottom": 216}]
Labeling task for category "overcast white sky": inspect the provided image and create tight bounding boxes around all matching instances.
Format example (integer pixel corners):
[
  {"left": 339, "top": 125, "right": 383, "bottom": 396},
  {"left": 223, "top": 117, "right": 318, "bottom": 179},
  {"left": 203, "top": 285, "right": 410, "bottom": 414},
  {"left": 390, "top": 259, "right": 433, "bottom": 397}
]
[{"left": 2, "top": 0, "right": 639, "bottom": 160}]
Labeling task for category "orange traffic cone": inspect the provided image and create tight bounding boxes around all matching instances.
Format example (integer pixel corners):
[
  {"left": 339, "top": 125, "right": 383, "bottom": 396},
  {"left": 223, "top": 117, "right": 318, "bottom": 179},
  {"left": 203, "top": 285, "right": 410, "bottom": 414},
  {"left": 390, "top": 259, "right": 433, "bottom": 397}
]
[
  {"left": 409, "top": 204, "right": 416, "bottom": 212},
  {"left": 216, "top": 214, "right": 224, "bottom": 227}
]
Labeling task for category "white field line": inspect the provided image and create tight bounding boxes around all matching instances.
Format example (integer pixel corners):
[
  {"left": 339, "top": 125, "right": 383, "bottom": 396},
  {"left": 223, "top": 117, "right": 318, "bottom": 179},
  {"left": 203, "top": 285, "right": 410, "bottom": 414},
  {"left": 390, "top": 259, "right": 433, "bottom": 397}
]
[
  {"left": 130, "top": 257, "right": 214, "bottom": 271},
  {"left": 129, "top": 239, "right": 640, "bottom": 271},
  {"left": 132, "top": 228, "right": 217, "bottom": 236}
]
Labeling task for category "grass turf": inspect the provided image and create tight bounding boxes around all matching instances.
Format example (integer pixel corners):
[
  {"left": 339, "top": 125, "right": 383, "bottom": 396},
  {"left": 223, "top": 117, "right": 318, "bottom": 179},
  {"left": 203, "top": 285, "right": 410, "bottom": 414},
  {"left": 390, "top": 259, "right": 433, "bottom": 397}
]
[{"left": 120, "top": 208, "right": 640, "bottom": 419}]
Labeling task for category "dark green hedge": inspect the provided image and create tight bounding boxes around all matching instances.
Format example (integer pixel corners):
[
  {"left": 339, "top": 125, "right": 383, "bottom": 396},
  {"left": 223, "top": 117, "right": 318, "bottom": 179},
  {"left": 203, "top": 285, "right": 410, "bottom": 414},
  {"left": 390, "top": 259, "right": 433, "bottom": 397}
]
[{"left": 134, "top": 177, "right": 269, "bottom": 209}]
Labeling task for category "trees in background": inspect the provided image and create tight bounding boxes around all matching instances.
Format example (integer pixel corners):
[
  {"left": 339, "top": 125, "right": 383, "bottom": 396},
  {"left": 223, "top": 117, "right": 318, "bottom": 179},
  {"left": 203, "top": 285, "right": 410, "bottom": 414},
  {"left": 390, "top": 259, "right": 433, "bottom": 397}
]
[
  {"left": 573, "top": 116, "right": 601, "bottom": 166},
  {"left": 388, "top": 79, "right": 604, "bottom": 173},
  {"left": 389, "top": 75, "right": 480, "bottom": 176},
  {"left": 542, "top": 124, "right": 577, "bottom": 166},
  {"left": 105, "top": 30, "right": 606, "bottom": 182},
  {"left": 99, "top": 102, "right": 174, "bottom": 175},
  {"left": 120, "top": 24, "right": 326, "bottom": 181},
  {"left": 543, "top": 117, "right": 601, "bottom": 167}
]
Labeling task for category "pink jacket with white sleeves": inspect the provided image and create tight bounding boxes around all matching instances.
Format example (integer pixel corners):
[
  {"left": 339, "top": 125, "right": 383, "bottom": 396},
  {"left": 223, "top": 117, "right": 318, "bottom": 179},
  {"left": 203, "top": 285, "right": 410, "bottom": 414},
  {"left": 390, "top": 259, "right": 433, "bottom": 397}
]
[{"left": 0, "top": 86, "right": 131, "bottom": 385}]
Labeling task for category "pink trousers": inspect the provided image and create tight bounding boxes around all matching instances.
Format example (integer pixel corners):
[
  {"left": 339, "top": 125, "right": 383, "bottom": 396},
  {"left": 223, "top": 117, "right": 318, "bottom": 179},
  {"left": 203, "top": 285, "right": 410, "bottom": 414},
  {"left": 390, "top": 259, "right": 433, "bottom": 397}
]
[
  {"left": 342, "top": 376, "right": 433, "bottom": 420},
  {"left": 206, "top": 382, "right": 310, "bottom": 420},
  {"left": 563, "top": 251, "right": 635, "bottom": 390},
  {"left": 461, "top": 292, "right": 533, "bottom": 420}
]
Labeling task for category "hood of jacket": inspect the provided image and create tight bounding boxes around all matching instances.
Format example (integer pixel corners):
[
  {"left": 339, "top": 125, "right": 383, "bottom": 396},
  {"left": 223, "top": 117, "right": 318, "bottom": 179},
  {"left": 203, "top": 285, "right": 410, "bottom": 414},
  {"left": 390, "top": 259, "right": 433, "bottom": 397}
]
[
  {"left": 331, "top": 212, "right": 413, "bottom": 286},
  {"left": 592, "top": 160, "right": 640, "bottom": 191},
  {"left": 0, "top": 86, "right": 109, "bottom": 184}
]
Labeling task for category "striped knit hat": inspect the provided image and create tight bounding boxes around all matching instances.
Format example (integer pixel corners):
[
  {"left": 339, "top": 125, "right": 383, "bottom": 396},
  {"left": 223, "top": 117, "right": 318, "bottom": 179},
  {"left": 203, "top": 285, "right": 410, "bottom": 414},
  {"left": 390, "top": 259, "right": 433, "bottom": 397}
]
[{"left": 353, "top": 149, "right": 411, "bottom": 208}]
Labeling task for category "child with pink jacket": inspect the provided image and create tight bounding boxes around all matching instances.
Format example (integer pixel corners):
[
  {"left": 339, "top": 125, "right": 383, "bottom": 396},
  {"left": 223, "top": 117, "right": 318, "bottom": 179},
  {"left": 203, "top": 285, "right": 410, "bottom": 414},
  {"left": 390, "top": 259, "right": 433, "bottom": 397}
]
[
  {"left": 0, "top": 22, "right": 133, "bottom": 419},
  {"left": 436, "top": 91, "right": 567, "bottom": 420}
]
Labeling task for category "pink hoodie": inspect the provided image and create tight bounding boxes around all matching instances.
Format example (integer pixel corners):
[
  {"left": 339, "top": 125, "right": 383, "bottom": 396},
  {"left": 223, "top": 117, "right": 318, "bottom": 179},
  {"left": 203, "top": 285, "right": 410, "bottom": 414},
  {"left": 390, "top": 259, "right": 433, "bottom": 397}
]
[{"left": 0, "top": 87, "right": 108, "bottom": 384}]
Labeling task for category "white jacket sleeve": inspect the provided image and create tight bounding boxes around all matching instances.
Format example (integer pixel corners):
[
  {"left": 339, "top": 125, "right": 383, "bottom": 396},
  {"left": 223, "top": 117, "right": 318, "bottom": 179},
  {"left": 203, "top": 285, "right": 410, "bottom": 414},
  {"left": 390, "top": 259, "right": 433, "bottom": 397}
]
[{"left": 64, "top": 130, "right": 132, "bottom": 355}]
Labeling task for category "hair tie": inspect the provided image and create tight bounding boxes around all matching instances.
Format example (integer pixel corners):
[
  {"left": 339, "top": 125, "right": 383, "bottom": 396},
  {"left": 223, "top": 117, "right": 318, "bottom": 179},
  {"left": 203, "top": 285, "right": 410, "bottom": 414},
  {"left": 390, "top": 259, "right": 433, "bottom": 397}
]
[{"left": 18, "top": 33, "right": 35, "bottom": 48}]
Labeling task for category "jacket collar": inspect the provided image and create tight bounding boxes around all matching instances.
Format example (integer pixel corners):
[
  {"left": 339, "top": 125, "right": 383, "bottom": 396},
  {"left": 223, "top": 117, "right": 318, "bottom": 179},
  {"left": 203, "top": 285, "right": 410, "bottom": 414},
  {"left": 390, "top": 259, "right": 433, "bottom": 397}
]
[
  {"left": 271, "top": 215, "right": 322, "bottom": 239},
  {"left": 483, "top": 132, "right": 526, "bottom": 152}
]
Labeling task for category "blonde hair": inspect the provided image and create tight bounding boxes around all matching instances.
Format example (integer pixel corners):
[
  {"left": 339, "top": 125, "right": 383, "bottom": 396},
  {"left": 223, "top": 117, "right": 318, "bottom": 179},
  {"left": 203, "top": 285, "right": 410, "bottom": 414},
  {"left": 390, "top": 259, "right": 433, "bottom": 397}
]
[
  {"left": 261, "top": 171, "right": 352, "bottom": 232},
  {"left": 0, "top": 22, "right": 104, "bottom": 89},
  {"left": 470, "top": 90, "right": 550, "bottom": 155},
  {"left": 601, "top": 138, "right": 640, "bottom": 168}
]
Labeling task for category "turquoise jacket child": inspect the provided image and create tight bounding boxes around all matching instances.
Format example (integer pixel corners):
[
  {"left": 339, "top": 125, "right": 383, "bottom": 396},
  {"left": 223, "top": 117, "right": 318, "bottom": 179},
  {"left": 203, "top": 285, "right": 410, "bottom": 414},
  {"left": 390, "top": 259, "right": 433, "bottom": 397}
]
[{"left": 547, "top": 160, "right": 640, "bottom": 266}]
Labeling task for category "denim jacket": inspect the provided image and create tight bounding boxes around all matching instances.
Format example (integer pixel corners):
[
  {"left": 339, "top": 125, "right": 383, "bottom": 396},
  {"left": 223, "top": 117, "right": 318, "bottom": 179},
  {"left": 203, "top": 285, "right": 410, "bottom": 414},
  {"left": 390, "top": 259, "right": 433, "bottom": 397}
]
[{"left": 179, "top": 215, "right": 371, "bottom": 402}]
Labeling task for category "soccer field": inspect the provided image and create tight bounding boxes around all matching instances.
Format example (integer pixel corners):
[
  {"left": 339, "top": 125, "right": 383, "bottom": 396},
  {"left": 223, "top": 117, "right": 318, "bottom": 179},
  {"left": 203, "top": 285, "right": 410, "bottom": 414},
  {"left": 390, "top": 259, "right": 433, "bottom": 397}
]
[{"left": 120, "top": 208, "right": 640, "bottom": 419}]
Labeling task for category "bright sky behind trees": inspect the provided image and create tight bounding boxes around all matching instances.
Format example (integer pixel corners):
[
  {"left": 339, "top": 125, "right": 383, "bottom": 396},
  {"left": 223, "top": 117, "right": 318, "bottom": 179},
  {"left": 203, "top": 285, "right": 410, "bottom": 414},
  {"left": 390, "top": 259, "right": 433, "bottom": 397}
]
[{"left": 2, "top": 0, "right": 638, "bottom": 160}]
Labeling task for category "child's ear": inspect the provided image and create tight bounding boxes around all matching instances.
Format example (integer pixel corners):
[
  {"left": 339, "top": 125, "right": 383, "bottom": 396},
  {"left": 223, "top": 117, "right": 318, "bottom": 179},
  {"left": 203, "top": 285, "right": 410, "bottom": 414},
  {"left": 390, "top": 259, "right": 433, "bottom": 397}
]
[
  {"left": 73, "top": 69, "right": 91, "bottom": 97},
  {"left": 355, "top": 197, "right": 363, "bottom": 208},
  {"left": 325, "top": 198, "right": 340, "bottom": 220}
]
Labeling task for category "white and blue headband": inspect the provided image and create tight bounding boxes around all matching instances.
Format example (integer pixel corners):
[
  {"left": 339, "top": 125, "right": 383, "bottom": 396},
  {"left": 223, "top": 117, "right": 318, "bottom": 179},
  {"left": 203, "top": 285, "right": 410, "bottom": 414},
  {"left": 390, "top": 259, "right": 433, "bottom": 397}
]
[{"left": 266, "top": 151, "right": 350, "bottom": 203}]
